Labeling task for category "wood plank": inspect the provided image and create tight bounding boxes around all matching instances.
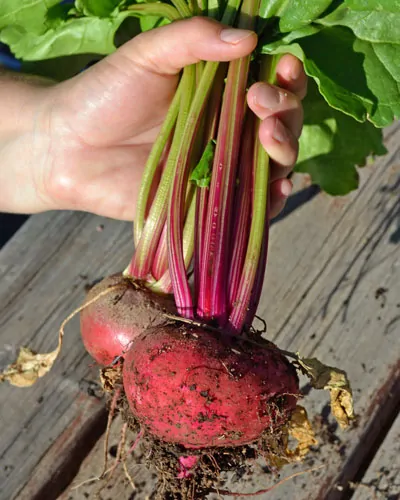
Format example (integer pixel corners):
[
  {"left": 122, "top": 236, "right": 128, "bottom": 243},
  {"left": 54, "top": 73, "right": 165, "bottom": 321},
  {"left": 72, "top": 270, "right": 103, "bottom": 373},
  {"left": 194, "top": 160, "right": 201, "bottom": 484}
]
[
  {"left": 60, "top": 123, "right": 400, "bottom": 499},
  {"left": 0, "top": 213, "right": 134, "bottom": 500},
  {"left": 59, "top": 414, "right": 155, "bottom": 500},
  {"left": 352, "top": 414, "right": 400, "bottom": 500}
]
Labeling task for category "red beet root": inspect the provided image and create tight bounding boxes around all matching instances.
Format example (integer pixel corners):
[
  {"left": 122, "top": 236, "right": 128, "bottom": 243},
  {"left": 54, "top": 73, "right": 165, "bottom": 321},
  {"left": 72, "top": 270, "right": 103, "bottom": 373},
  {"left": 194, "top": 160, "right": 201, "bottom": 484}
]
[
  {"left": 80, "top": 274, "right": 175, "bottom": 365},
  {"left": 123, "top": 324, "right": 299, "bottom": 449}
]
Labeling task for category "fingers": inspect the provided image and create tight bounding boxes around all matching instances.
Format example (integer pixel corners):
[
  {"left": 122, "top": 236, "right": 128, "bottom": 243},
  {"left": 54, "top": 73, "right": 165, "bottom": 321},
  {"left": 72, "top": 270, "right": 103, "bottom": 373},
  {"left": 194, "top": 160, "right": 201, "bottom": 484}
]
[
  {"left": 258, "top": 117, "right": 298, "bottom": 172},
  {"left": 247, "top": 54, "right": 307, "bottom": 218},
  {"left": 269, "top": 178, "right": 292, "bottom": 220},
  {"left": 60, "top": 18, "right": 257, "bottom": 147},
  {"left": 275, "top": 54, "right": 308, "bottom": 100},
  {"left": 247, "top": 80, "right": 304, "bottom": 140}
]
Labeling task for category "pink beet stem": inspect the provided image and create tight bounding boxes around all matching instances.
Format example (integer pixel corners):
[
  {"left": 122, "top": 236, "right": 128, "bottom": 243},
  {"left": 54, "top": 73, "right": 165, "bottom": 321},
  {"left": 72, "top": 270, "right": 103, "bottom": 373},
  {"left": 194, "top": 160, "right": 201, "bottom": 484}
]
[
  {"left": 196, "top": 0, "right": 259, "bottom": 325},
  {"left": 193, "top": 64, "right": 226, "bottom": 309},
  {"left": 152, "top": 223, "right": 168, "bottom": 280},
  {"left": 197, "top": 55, "right": 251, "bottom": 323},
  {"left": 227, "top": 110, "right": 254, "bottom": 307},
  {"left": 167, "top": 59, "right": 223, "bottom": 317},
  {"left": 228, "top": 55, "right": 275, "bottom": 332}
]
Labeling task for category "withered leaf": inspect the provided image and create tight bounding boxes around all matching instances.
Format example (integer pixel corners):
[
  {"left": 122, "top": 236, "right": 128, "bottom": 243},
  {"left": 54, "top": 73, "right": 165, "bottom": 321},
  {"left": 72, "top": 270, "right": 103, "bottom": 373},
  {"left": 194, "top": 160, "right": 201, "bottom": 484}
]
[{"left": 296, "top": 356, "right": 355, "bottom": 428}]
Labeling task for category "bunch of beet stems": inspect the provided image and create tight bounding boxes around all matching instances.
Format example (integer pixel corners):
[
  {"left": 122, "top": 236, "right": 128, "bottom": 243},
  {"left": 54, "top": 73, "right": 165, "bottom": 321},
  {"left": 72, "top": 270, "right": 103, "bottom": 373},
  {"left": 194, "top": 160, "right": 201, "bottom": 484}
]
[{"left": 125, "top": 0, "right": 274, "bottom": 334}]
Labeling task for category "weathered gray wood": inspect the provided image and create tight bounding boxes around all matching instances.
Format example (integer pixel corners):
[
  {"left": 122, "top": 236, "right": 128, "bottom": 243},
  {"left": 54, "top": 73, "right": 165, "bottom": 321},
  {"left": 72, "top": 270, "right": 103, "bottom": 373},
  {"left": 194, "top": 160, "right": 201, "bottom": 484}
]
[
  {"left": 59, "top": 414, "right": 155, "bottom": 500},
  {"left": 352, "top": 415, "right": 400, "bottom": 500},
  {"left": 0, "top": 213, "right": 135, "bottom": 499},
  {"left": 59, "top": 123, "right": 400, "bottom": 499}
]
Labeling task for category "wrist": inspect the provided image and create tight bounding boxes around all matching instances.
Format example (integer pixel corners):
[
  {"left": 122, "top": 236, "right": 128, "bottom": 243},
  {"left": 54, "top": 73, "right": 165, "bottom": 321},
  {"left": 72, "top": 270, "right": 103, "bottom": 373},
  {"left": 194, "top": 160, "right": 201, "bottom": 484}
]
[
  {"left": 0, "top": 71, "right": 57, "bottom": 214},
  {"left": 0, "top": 69, "right": 54, "bottom": 134}
]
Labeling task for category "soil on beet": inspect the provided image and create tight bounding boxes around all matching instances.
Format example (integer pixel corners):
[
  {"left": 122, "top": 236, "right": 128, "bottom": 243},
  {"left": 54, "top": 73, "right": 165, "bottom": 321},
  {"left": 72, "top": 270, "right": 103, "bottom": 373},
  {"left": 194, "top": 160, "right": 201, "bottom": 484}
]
[
  {"left": 80, "top": 274, "right": 176, "bottom": 365},
  {"left": 84, "top": 274, "right": 176, "bottom": 335},
  {"left": 102, "top": 365, "right": 293, "bottom": 499},
  {"left": 120, "top": 399, "right": 290, "bottom": 499},
  {"left": 122, "top": 323, "right": 299, "bottom": 449}
]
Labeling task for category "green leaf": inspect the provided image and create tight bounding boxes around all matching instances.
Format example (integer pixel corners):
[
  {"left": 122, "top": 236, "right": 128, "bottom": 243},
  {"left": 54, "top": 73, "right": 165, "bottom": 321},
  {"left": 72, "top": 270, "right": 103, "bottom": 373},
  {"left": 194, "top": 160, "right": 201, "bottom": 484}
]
[
  {"left": 318, "top": 0, "right": 400, "bottom": 44},
  {"left": 0, "top": 14, "right": 131, "bottom": 59},
  {"left": 139, "top": 14, "right": 169, "bottom": 33},
  {"left": 279, "top": 0, "right": 334, "bottom": 32},
  {"left": 0, "top": 1, "right": 170, "bottom": 61},
  {"left": 259, "top": 25, "right": 321, "bottom": 52},
  {"left": 353, "top": 38, "right": 400, "bottom": 126},
  {"left": 296, "top": 80, "right": 386, "bottom": 195},
  {"left": 75, "top": 0, "right": 122, "bottom": 18},
  {"left": 190, "top": 140, "right": 216, "bottom": 188},
  {"left": 257, "top": 0, "right": 334, "bottom": 34},
  {"left": 0, "top": 0, "right": 60, "bottom": 32},
  {"left": 262, "top": 26, "right": 400, "bottom": 126},
  {"left": 0, "top": 5, "right": 166, "bottom": 61}
]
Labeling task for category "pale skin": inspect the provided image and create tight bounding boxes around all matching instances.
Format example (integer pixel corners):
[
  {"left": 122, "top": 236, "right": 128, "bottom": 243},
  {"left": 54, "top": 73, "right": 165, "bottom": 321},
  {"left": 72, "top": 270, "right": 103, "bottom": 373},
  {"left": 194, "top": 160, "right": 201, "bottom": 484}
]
[{"left": 0, "top": 18, "right": 307, "bottom": 220}]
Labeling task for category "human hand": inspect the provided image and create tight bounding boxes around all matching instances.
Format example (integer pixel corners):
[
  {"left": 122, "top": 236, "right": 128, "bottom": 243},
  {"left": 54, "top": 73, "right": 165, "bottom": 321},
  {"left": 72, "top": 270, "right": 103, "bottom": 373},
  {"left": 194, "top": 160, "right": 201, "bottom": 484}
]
[{"left": 0, "top": 18, "right": 306, "bottom": 220}]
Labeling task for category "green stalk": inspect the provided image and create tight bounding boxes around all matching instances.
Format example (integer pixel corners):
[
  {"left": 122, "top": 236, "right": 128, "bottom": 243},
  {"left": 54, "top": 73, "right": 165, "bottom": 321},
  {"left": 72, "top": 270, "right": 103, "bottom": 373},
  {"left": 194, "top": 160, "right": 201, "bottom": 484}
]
[
  {"left": 197, "top": 0, "right": 208, "bottom": 15},
  {"left": 170, "top": 0, "right": 193, "bottom": 17},
  {"left": 152, "top": 177, "right": 197, "bottom": 280},
  {"left": 151, "top": 189, "right": 196, "bottom": 294},
  {"left": 127, "top": 0, "right": 242, "bottom": 283},
  {"left": 167, "top": 62, "right": 219, "bottom": 316},
  {"left": 133, "top": 85, "right": 182, "bottom": 246},
  {"left": 127, "top": 67, "right": 195, "bottom": 278},
  {"left": 228, "top": 55, "right": 275, "bottom": 332},
  {"left": 228, "top": 117, "right": 269, "bottom": 332},
  {"left": 163, "top": 0, "right": 243, "bottom": 311}
]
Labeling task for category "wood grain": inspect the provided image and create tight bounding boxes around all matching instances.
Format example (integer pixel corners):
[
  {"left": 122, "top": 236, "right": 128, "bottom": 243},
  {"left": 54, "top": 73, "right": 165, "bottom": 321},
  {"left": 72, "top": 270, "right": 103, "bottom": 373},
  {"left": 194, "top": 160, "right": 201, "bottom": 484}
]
[
  {"left": 352, "top": 415, "right": 400, "bottom": 500},
  {"left": 0, "top": 213, "right": 134, "bottom": 499},
  {"left": 59, "top": 414, "right": 155, "bottom": 500},
  {"left": 58, "top": 123, "right": 400, "bottom": 499}
]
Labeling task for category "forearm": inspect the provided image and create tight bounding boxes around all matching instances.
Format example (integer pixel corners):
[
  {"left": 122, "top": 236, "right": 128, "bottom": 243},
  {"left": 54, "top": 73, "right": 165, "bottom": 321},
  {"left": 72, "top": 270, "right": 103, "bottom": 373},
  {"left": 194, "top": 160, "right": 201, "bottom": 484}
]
[{"left": 0, "top": 70, "right": 55, "bottom": 213}]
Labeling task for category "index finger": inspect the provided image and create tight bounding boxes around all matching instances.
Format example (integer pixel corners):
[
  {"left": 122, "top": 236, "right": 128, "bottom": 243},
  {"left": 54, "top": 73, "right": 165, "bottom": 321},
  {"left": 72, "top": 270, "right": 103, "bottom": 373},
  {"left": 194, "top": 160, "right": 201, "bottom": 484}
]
[{"left": 275, "top": 54, "right": 307, "bottom": 100}]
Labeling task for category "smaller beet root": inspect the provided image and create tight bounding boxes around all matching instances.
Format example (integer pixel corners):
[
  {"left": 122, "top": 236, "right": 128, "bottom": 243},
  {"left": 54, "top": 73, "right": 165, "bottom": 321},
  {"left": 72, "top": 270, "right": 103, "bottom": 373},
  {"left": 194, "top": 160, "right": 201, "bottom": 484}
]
[
  {"left": 80, "top": 274, "right": 176, "bottom": 366},
  {"left": 123, "top": 324, "right": 299, "bottom": 449}
]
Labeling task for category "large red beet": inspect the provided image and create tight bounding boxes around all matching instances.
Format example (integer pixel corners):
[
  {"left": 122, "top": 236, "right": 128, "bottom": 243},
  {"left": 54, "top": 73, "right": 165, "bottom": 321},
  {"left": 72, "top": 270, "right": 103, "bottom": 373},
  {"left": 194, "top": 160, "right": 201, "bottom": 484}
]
[
  {"left": 80, "top": 274, "right": 175, "bottom": 365},
  {"left": 123, "top": 324, "right": 299, "bottom": 449}
]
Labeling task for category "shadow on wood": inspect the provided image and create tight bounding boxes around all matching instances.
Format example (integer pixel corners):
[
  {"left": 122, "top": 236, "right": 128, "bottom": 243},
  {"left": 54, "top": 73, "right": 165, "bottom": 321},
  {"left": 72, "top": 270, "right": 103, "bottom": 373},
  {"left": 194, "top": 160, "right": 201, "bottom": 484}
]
[{"left": 271, "top": 185, "right": 321, "bottom": 226}]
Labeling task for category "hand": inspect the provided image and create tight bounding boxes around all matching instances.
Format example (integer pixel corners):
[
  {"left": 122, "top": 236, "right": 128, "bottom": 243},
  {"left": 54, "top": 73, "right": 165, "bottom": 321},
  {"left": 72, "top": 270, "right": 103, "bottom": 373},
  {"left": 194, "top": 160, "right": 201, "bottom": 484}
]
[{"left": 0, "top": 17, "right": 306, "bottom": 220}]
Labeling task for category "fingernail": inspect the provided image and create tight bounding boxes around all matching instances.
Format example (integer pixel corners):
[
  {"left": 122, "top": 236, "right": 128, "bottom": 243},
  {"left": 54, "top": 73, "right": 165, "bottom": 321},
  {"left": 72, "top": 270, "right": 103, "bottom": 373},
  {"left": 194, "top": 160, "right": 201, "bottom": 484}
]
[
  {"left": 272, "top": 118, "right": 289, "bottom": 143},
  {"left": 254, "top": 84, "right": 281, "bottom": 109},
  {"left": 281, "top": 179, "right": 293, "bottom": 198},
  {"left": 220, "top": 28, "right": 254, "bottom": 44}
]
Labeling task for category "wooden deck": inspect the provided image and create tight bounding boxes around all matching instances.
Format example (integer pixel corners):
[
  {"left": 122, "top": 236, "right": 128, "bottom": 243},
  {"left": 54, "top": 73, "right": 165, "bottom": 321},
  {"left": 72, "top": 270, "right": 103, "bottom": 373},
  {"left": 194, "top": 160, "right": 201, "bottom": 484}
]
[{"left": 0, "top": 122, "right": 399, "bottom": 500}]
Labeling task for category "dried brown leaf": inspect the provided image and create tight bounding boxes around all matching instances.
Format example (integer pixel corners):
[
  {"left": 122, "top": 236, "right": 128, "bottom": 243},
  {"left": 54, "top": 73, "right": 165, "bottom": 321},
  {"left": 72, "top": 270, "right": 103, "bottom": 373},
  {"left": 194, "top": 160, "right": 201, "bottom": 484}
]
[
  {"left": 296, "top": 356, "right": 355, "bottom": 428},
  {"left": 287, "top": 405, "right": 318, "bottom": 460},
  {"left": 100, "top": 365, "right": 123, "bottom": 392},
  {"left": 0, "top": 284, "right": 124, "bottom": 388},
  {"left": 0, "top": 344, "right": 61, "bottom": 387}
]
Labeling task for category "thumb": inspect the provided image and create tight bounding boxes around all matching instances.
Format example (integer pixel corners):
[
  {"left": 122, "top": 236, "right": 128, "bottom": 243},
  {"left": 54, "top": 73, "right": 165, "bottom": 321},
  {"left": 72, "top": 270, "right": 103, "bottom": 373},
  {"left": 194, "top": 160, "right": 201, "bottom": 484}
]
[
  {"left": 60, "top": 18, "right": 257, "bottom": 146},
  {"left": 118, "top": 16, "right": 257, "bottom": 75}
]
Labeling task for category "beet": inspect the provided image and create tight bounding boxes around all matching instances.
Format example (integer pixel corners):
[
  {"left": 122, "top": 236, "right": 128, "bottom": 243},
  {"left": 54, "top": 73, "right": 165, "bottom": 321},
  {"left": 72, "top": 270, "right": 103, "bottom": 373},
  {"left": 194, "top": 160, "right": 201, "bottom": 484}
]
[
  {"left": 123, "top": 324, "right": 299, "bottom": 449},
  {"left": 80, "top": 274, "right": 175, "bottom": 365}
]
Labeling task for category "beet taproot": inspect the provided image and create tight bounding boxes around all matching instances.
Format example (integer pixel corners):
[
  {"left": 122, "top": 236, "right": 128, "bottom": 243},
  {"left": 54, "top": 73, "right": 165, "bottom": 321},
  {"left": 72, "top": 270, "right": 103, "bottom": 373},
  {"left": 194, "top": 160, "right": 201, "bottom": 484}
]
[
  {"left": 80, "top": 274, "right": 175, "bottom": 365},
  {"left": 123, "top": 324, "right": 299, "bottom": 449}
]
